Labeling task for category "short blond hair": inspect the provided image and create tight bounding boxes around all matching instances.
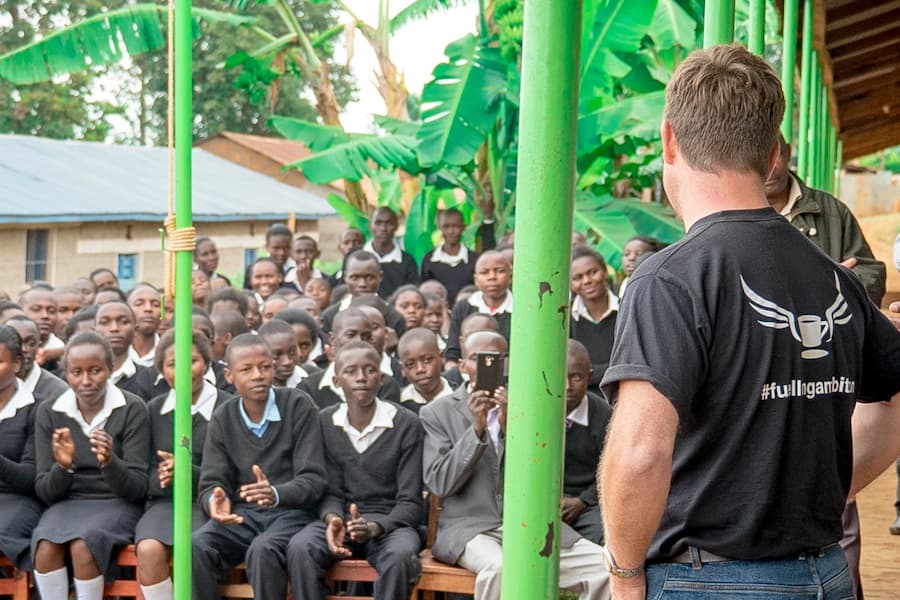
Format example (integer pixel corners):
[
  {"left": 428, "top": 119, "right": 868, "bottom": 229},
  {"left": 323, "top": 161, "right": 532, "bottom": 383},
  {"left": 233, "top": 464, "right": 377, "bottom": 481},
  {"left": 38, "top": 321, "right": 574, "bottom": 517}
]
[{"left": 665, "top": 44, "right": 784, "bottom": 177}]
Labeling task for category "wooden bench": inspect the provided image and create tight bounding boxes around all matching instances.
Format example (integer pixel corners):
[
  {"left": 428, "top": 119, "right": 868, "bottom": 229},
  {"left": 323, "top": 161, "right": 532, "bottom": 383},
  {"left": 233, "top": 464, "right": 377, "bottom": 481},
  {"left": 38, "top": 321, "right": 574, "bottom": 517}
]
[
  {"left": 103, "top": 544, "right": 144, "bottom": 599},
  {"left": 0, "top": 553, "right": 29, "bottom": 600}
]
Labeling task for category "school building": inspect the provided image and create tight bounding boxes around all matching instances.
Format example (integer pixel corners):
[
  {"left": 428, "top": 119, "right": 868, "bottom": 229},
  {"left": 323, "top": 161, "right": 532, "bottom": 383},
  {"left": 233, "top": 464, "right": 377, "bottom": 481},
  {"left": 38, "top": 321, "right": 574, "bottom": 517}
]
[{"left": 0, "top": 134, "right": 344, "bottom": 295}]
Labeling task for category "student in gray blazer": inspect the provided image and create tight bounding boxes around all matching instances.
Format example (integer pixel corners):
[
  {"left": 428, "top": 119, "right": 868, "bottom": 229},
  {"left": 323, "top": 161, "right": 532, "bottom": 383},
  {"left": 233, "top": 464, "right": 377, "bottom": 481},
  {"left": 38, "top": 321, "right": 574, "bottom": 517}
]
[{"left": 420, "top": 331, "right": 610, "bottom": 600}]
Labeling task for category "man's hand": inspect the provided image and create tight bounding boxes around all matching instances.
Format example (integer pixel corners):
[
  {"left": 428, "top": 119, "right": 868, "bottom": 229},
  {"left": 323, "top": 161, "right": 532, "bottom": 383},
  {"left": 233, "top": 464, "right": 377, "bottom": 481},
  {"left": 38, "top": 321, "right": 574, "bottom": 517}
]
[
  {"left": 325, "top": 514, "right": 352, "bottom": 557},
  {"left": 209, "top": 487, "right": 243, "bottom": 525},
  {"left": 52, "top": 427, "right": 75, "bottom": 469},
  {"left": 560, "top": 496, "right": 586, "bottom": 525},
  {"left": 609, "top": 572, "right": 646, "bottom": 600},
  {"left": 888, "top": 302, "right": 900, "bottom": 332},
  {"left": 840, "top": 257, "right": 858, "bottom": 269},
  {"left": 239, "top": 465, "right": 276, "bottom": 507},
  {"left": 493, "top": 387, "right": 508, "bottom": 434},
  {"left": 468, "top": 389, "right": 495, "bottom": 438},
  {"left": 157, "top": 450, "right": 174, "bottom": 489},
  {"left": 89, "top": 429, "right": 114, "bottom": 466},
  {"left": 346, "top": 503, "right": 383, "bottom": 544}
]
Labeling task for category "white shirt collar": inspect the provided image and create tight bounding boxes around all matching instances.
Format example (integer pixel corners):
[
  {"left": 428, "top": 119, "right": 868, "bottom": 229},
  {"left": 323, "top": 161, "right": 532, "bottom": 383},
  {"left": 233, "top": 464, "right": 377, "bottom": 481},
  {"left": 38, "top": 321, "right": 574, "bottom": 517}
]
[
  {"left": 318, "top": 363, "right": 345, "bottom": 401},
  {"left": 204, "top": 363, "right": 217, "bottom": 386},
  {"left": 364, "top": 240, "right": 403, "bottom": 264},
  {"left": 128, "top": 334, "right": 160, "bottom": 368},
  {"left": 431, "top": 244, "right": 469, "bottom": 267},
  {"left": 379, "top": 353, "right": 394, "bottom": 377},
  {"left": 160, "top": 381, "right": 218, "bottom": 421},
  {"left": 781, "top": 174, "right": 803, "bottom": 218},
  {"left": 110, "top": 356, "right": 137, "bottom": 384},
  {"left": 331, "top": 398, "right": 397, "bottom": 453},
  {"left": 285, "top": 365, "right": 311, "bottom": 388},
  {"left": 20, "top": 363, "right": 42, "bottom": 393},
  {"left": 571, "top": 290, "right": 619, "bottom": 324},
  {"left": 566, "top": 395, "right": 590, "bottom": 428},
  {"left": 0, "top": 380, "right": 35, "bottom": 422},
  {"left": 401, "top": 377, "right": 454, "bottom": 405},
  {"left": 285, "top": 267, "right": 325, "bottom": 293},
  {"left": 309, "top": 337, "right": 324, "bottom": 362},
  {"left": 338, "top": 294, "right": 353, "bottom": 311},
  {"left": 468, "top": 290, "right": 513, "bottom": 315},
  {"left": 52, "top": 382, "right": 127, "bottom": 436},
  {"left": 43, "top": 333, "right": 65, "bottom": 351}
]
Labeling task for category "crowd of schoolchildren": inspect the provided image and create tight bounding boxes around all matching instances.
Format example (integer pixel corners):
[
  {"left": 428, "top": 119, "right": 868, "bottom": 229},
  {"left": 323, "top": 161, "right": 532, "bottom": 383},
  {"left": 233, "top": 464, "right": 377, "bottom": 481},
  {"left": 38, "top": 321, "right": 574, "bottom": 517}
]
[{"left": 0, "top": 204, "right": 662, "bottom": 600}]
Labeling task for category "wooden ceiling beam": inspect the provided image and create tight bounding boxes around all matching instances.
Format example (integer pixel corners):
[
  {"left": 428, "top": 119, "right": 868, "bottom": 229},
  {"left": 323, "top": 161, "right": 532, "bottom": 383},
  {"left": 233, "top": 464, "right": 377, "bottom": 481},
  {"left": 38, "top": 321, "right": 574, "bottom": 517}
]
[
  {"left": 813, "top": 0, "right": 840, "bottom": 129},
  {"left": 827, "top": 0, "right": 900, "bottom": 31},
  {"left": 842, "top": 119, "right": 900, "bottom": 159},
  {"left": 827, "top": 16, "right": 900, "bottom": 50},
  {"left": 831, "top": 39, "right": 900, "bottom": 67},
  {"left": 833, "top": 48, "right": 900, "bottom": 79}
]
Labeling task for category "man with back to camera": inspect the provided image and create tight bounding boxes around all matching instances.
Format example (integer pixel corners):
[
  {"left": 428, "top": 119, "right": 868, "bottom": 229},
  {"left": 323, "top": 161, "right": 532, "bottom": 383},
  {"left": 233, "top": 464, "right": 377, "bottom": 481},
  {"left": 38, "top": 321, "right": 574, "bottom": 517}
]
[{"left": 599, "top": 44, "right": 900, "bottom": 600}]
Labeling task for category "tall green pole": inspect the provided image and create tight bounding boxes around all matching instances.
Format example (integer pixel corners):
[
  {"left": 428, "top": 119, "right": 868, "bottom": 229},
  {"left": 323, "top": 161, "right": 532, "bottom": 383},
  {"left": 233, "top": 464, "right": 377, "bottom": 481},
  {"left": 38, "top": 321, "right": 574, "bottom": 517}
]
[
  {"left": 748, "top": 0, "right": 765, "bottom": 55},
  {"left": 704, "top": 0, "right": 735, "bottom": 47},
  {"left": 808, "top": 59, "right": 820, "bottom": 186},
  {"left": 780, "top": 0, "right": 798, "bottom": 143},
  {"left": 796, "top": 0, "right": 814, "bottom": 179},
  {"left": 174, "top": 0, "right": 193, "bottom": 596},
  {"left": 501, "top": 1, "right": 581, "bottom": 598}
]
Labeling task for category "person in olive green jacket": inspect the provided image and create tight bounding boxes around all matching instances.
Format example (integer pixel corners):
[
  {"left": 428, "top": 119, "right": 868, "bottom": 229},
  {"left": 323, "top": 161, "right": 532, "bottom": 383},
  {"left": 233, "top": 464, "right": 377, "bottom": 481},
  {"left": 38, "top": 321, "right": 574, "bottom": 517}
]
[{"left": 766, "top": 135, "right": 886, "bottom": 306}]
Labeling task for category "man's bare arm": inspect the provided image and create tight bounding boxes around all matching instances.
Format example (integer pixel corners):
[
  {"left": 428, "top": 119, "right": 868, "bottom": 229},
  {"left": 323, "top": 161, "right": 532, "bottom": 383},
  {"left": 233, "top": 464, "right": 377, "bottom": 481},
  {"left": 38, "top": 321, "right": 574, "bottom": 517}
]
[{"left": 849, "top": 394, "right": 900, "bottom": 498}]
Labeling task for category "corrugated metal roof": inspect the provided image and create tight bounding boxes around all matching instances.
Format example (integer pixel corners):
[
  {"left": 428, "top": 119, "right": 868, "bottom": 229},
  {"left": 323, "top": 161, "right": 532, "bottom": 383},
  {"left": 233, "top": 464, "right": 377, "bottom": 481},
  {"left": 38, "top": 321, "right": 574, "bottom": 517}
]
[{"left": 0, "top": 134, "right": 335, "bottom": 223}]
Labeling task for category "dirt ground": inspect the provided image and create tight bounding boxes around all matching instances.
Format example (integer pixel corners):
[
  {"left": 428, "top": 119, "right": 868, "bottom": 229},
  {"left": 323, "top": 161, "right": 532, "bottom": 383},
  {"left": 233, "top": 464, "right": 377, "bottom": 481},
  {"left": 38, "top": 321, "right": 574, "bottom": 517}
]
[{"left": 857, "top": 466, "right": 900, "bottom": 598}]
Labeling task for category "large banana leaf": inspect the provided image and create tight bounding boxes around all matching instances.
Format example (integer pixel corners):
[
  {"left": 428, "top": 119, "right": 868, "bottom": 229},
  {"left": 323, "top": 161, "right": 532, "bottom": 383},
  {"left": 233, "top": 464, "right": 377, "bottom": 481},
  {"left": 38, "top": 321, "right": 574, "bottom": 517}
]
[
  {"left": 577, "top": 90, "right": 666, "bottom": 154},
  {"left": 284, "top": 134, "right": 419, "bottom": 183},
  {"left": 390, "top": 0, "right": 473, "bottom": 33},
  {"left": 374, "top": 114, "right": 421, "bottom": 137},
  {"left": 575, "top": 208, "right": 638, "bottom": 270},
  {"left": 268, "top": 116, "right": 349, "bottom": 152},
  {"left": 403, "top": 186, "right": 444, "bottom": 264},
  {"left": 0, "top": 5, "right": 254, "bottom": 85},
  {"left": 417, "top": 34, "right": 508, "bottom": 167},
  {"left": 580, "top": 0, "right": 658, "bottom": 82},
  {"left": 648, "top": 0, "right": 697, "bottom": 50},
  {"left": 326, "top": 193, "right": 371, "bottom": 238}
]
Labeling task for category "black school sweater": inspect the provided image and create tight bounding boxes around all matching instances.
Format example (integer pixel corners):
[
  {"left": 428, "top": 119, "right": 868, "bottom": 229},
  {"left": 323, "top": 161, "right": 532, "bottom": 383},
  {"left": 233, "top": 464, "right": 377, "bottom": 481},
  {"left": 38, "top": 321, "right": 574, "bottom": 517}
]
[
  {"left": 563, "top": 392, "right": 612, "bottom": 506},
  {"left": 298, "top": 370, "right": 402, "bottom": 409},
  {"left": 420, "top": 249, "right": 479, "bottom": 306},
  {"left": 322, "top": 302, "right": 407, "bottom": 337},
  {"left": 116, "top": 363, "right": 156, "bottom": 402},
  {"left": 318, "top": 402, "right": 424, "bottom": 533},
  {"left": 445, "top": 298, "right": 512, "bottom": 362},
  {"left": 569, "top": 312, "right": 617, "bottom": 386},
  {"left": 34, "top": 369, "right": 69, "bottom": 405},
  {"left": 197, "top": 388, "right": 327, "bottom": 514},
  {"left": 34, "top": 390, "right": 150, "bottom": 504},
  {"left": 0, "top": 396, "right": 37, "bottom": 496},
  {"left": 146, "top": 389, "right": 233, "bottom": 501},
  {"left": 378, "top": 252, "right": 420, "bottom": 298}
]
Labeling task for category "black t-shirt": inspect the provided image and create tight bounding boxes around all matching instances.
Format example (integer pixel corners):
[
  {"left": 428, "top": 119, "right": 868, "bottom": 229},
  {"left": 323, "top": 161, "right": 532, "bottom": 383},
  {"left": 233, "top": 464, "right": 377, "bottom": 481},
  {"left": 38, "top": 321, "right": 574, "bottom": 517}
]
[{"left": 601, "top": 208, "right": 900, "bottom": 562}]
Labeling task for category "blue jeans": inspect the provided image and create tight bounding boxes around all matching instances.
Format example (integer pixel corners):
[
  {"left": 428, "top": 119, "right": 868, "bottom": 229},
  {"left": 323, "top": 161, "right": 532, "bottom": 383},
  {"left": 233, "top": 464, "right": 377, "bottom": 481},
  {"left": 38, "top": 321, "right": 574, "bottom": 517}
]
[{"left": 646, "top": 544, "right": 855, "bottom": 599}]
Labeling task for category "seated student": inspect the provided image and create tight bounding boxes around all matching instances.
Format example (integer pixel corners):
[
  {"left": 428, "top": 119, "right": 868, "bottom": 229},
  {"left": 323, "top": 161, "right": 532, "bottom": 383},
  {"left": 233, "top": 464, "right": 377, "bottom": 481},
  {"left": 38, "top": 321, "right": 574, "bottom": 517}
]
[
  {"left": 135, "top": 332, "right": 231, "bottom": 600},
  {"left": 0, "top": 300, "right": 26, "bottom": 323},
  {"left": 72, "top": 278, "right": 97, "bottom": 306},
  {"left": 561, "top": 340, "right": 612, "bottom": 545},
  {"left": 248, "top": 257, "right": 286, "bottom": 307},
  {"left": 568, "top": 245, "right": 618, "bottom": 385},
  {"left": 64, "top": 306, "right": 98, "bottom": 341},
  {"left": 422, "top": 293, "right": 448, "bottom": 352},
  {"left": 398, "top": 328, "right": 453, "bottom": 414},
  {"left": 328, "top": 227, "right": 366, "bottom": 287},
  {"left": 193, "top": 236, "right": 232, "bottom": 287},
  {"left": 211, "top": 310, "right": 251, "bottom": 364},
  {"left": 443, "top": 314, "right": 499, "bottom": 389},
  {"left": 287, "top": 341, "right": 424, "bottom": 600},
  {"left": 208, "top": 287, "right": 249, "bottom": 318},
  {"left": 445, "top": 251, "right": 512, "bottom": 364},
  {"left": 54, "top": 286, "right": 84, "bottom": 342},
  {"left": 0, "top": 326, "right": 43, "bottom": 572},
  {"left": 391, "top": 285, "right": 426, "bottom": 331},
  {"left": 261, "top": 296, "right": 289, "bottom": 326},
  {"left": 349, "top": 293, "right": 407, "bottom": 344},
  {"left": 191, "top": 334, "right": 327, "bottom": 600},
  {"left": 305, "top": 277, "right": 332, "bottom": 312},
  {"left": 286, "top": 298, "right": 330, "bottom": 367},
  {"left": 299, "top": 309, "right": 401, "bottom": 409},
  {"left": 273, "top": 308, "right": 323, "bottom": 371},
  {"left": 89, "top": 268, "right": 119, "bottom": 291},
  {"left": 19, "top": 286, "right": 64, "bottom": 371},
  {"left": 127, "top": 284, "right": 162, "bottom": 368},
  {"left": 420, "top": 208, "right": 480, "bottom": 304},
  {"left": 420, "top": 331, "right": 609, "bottom": 600},
  {"left": 267, "top": 224, "right": 296, "bottom": 276},
  {"left": 258, "top": 319, "right": 319, "bottom": 388},
  {"left": 32, "top": 332, "right": 150, "bottom": 600},
  {"left": 6, "top": 316, "right": 68, "bottom": 404},
  {"left": 95, "top": 302, "right": 155, "bottom": 401},
  {"left": 243, "top": 291, "right": 262, "bottom": 331},
  {"left": 322, "top": 251, "right": 402, "bottom": 333},
  {"left": 617, "top": 235, "right": 660, "bottom": 297},
  {"left": 363, "top": 207, "right": 419, "bottom": 298},
  {"left": 285, "top": 235, "right": 326, "bottom": 295},
  {"left": 95, "top": 287, "right": 128, "bottom": 305},
  {"left": 192, "top": 270, "right": 212, "bottom": 308},
  {"left": 355, "top": 304, "right": 403, "bottom": 383}
]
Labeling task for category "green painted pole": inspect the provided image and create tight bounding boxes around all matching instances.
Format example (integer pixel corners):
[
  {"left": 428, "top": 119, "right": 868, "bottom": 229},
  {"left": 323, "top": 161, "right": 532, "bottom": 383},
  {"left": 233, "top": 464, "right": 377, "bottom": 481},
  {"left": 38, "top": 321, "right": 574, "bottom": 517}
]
[
  {"left": 704, "top": 0, "right": 735, "bottom": 47},
  {"left": 780, "top": 0, "right": 798, "bottom": 143},
  {"left": 500, "top": 1, "right": 582, "bottom": 598},
  {"left": 807, "top": 55, "right": 820, "bottom": 185},
  {"left": 796, "top": 0, "right": 814, "bottom": 179},
  {"left": 748, "top": 0, "right": 765, "bottom": 55},
  {"left": 173, "top": 0, "right": 193, "bottom": 596}
]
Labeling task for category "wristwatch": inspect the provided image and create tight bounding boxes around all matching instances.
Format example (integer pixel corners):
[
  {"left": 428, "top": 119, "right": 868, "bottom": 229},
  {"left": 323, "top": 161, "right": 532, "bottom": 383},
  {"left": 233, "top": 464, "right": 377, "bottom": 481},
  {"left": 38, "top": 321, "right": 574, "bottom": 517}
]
[{"left": 602, "top": 546, "right": 644, "bottom": 579}]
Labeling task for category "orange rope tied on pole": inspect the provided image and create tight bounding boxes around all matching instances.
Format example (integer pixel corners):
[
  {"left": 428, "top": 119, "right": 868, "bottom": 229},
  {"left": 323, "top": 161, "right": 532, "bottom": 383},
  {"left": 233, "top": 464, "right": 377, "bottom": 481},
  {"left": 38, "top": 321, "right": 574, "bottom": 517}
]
[{"left": 163, "top": 0, "right": 196, "bottom": 305}]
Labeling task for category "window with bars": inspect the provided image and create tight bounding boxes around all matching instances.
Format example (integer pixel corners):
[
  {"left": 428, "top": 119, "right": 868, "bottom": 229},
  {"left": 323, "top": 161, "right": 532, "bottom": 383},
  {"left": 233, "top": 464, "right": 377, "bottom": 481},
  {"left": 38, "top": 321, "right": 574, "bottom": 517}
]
[{"left": 25, "top": 229, "right": 48, "bottom": 283}]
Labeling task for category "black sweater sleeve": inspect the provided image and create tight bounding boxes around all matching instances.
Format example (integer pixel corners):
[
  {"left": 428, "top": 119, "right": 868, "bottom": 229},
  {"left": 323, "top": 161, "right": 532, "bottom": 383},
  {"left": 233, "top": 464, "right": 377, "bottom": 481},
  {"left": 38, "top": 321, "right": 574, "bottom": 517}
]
[
  {"left": 100, "top": 399, "right": 151, "bottom": 502},
  {"left": 444, "top": 300, "right": 473, "bottom": 362},
  {"left": 0, "top": 409, "right": 36, "bottom": 494},
  {"left": 371, "top": 416, "right": 424, "bottom": 534},
  {"left": 34, "top": 401, "right": 74, "bottom": 504},
  {"left": 275, "top": 394, "right": 328, "bottom": 508}
]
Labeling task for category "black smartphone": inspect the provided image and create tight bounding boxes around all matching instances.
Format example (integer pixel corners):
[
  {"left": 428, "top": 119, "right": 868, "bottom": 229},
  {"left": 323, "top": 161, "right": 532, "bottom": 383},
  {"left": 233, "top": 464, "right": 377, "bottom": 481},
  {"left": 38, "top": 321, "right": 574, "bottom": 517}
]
[{"left": 474, "top": 352, "right": 506, "bottom": 395}]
